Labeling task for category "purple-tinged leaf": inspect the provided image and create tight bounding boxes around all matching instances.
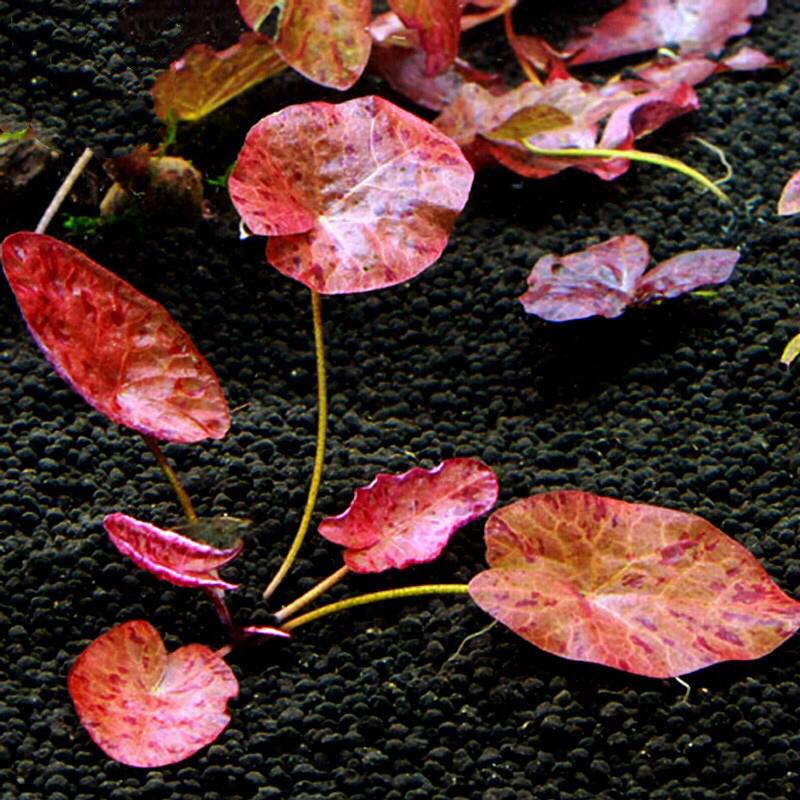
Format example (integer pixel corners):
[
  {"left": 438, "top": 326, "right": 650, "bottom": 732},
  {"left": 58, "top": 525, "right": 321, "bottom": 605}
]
[
  {"left": 104, "top": 513, "right": 243, "bottom": 590},
  {"left": 242, "top": 626, "right": 292, "bottom": 639},
  {"left": 634, "top": 249, "right": 739, "bottom": 302},
  {"left": 469, "top": 491, "right": 800, "bottom": 678},
  {"left": 229, "top": 96, "right": 474, "bottom": 294},
  {"left": 68, "top": 620, "right": 238, "bottom": 767},
  {"left": 319, "top": 458, "right": 499, "bottom": 573},
  {"left": 0, "top": 233, "right": 230, "bottom": 443},
  {"left": 778, "top": 170, "right": 800, "bottom": 216}
]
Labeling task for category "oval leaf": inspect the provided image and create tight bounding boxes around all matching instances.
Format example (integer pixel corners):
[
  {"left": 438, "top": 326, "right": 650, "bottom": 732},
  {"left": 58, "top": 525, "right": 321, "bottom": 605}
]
[
  {"left": 104, "top": 513, "right": 243, "bottom": 590},
  {"left": 469, "top": 491, "right": 800, "bottom": 678},
  {"left": 68, "top": 620, "right": 239, "bottom": 767},
  {"left": 230, "top": 96, "right": 474, "bottom": 294},
  {"left": 1, "top": 233, "right": 230, "bottom": 443},
  {"left": 319, "top": 457, "right": 498, "bottom": 573},
  {"left": 633, "top": 248, "right": 739, "bottom": 303},
  {"left": 152, "top": 33, "right": 286, "bottom": 123}
]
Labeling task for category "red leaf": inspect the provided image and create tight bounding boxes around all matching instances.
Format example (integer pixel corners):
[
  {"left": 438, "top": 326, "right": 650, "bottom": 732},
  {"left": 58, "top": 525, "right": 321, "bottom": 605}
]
[
  {"left": 566, "top": 0, "right": 768, "bottom": 66},
  {"left": 0, "top": 233, "right": 230, "bottom": 442},
  {"left": 151, "top": 33, "right": 286, "bottom": 123},
  {"left": 460, "top": 0, "right": 517, "bottom": 31},
  {"left": 519, "top": 235, "right": 738, "bottom": 322},
  {"left": 229, "top": 96, "right": 474, "bottom": 294},
  {"left": 104, "top": 513, "right": 243, "bottom": 590},
  {"left": 469, "top": 492, "right": 800, "bottom": 678},
  {"left": 435, "top": 77, "right": 697, "bottom": 180},
  {"left": 388, "top": 0, "right": 461, "bottom": 76},
  {"left": 633, "top": 249, "right": 740, "bottom": 302},
  {"left": 778, "top": 170, "right": 800, "bottom": 216},
  {"left": 237, "top": 0, "right": 372, "bottom": 90},
  {"left": 68, "top": 620, "right": 238, "bottom": 767},
  {"left": 319, "top": 458, "right": 498, "bottom": 573}
]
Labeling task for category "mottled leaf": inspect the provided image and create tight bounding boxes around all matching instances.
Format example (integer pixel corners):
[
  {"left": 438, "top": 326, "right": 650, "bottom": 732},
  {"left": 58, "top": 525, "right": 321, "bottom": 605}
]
[
  {"left": 778, "top": 170, "right": 800, "bottom": 216},
  {"left": 319, "top": 458, "right": 499, "bottom": 572},
  {"left": 104, "top": 513, "right": 243, "bottom": 590},
  {"left": 519, "top": 235, "right": 738, "bottom": 322},
  {"left": 0, "top": 233, "right": 230, "bottom": 442},
  {"left": 469, "top": 491, "right": 800, "bottom": 678},
  {"left": 68, "top": 620, "right": 238, "bottom": 767},
  {"left": 484, "top": 105, "right": 573, "bottom": 142},
  {"left": 634, "top": 249, "right": 740, "bottom": 302},
  {"left": 388, "top": 0, "right": 461, "bottom": 76},
  {"left": 780, "top": 333, "right": 800, "bottom": 367},
  {"left": 566, "top": 0, "right": 768, "bottom": 66},
  {"left": 238, "top": 0, "right": 372, "bottom": 89},
  {"left": 229, "top": 96, "right": 474, "bottom": 294},
  {"left": 151, "top": 33, "right": 285, "bottom": 123}
]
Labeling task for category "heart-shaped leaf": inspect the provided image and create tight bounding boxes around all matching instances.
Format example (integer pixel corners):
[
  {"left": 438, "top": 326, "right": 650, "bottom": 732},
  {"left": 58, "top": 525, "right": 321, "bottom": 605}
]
[
  {"left": 469, "top": 491, "right": 800, "bottom": 678},
  {"left": 68, "top": 620, "right": 239, "bottom": 767},
  {"left": 319, "top": 457, "right": 498, "bottom": 572},
  {"left": 104, "top": 513, "right": 243, "bottom": 590},
  {"left": 519, "top": 235, "right": 739, "bottom": 321},
  {"left": 778, "top": 170, "right": 800, "bottom": 216},
  {"left": 229, "top": 96, "right": 474, "bottom": 294},
  {"left": 151, "top": 32, "right": 286, "bottom": 123},
  {"left": 1, "top": 233, "right": 230, "bottom": 443},
  {"left": 238, "top": 0, "right": 372, "bottom": 90},
  {"left": 565, "top": 0, "right": 768, "bottom": 66}
]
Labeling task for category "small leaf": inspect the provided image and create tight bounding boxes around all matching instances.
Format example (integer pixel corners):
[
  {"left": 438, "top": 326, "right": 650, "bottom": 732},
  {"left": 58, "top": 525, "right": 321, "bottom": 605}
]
[
  {"left": 780, "top": 333, "right": 800, "bottom": 367},
  {"left": 388, "top": 0, "right": 462, "bottom": 76},
  {"left": 319, "top": 457, "right": 499, "bottom": 573},
  {"left": 68, "top": 620, "right": 238, "bottom": 767},
  {"left": 778, "top": 170, "right": 800, "bottom": 216},
  {"left": 151, "top": 33, "right": 286, "bottom": 123},
  {"left": 229, "top": 96, "right": 474, "bottom": 294},
  {"left": 1, "top": 233, "right": 229, "bottom": 442},
  {"left": 104, "top": 513, "right": 243, "bottom": 590},
  {"left": 238, "top": 0, "right": 372, "bottom": 90},
  {"left": 634, "top": 249, "right": 739, "bottom": 302},
  {"left": 484, "top": 106, "right": 573, "bottom": 142},
  {"left": 469, "top": 491, "right": 800, "bottom": 678}
]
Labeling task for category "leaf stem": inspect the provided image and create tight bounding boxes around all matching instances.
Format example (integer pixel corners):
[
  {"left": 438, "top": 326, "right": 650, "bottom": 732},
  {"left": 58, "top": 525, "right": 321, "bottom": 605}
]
[
  {"left": 263, "top": 290, "right": 327, "bottom": 601},
  {"left": 281, "top": 584, "right": 471, "bottom": 632},
  {"left": 36, "top": 146, "right": 94, "bottom": 234},
  {"left": 141, "top": 434, "right": 198, "bottom": 523},
  {"left": 273, "top": 565, "right": 349, "bottom": 624},
  {"left": 520, "top": 143, "right": 730, "bottom": 203}
]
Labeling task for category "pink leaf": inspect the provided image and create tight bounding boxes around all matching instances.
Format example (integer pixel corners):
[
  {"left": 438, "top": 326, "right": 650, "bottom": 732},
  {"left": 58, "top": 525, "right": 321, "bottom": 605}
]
[
  {"left": 566, "top": 0, "right": 768, "bottom": 66},
  {"left": 104, "top": 513, "right": 243, "bottom": 590},
  {"left": 519, "top": 235, "right": 738, "bottom": 322},
  {"left": 229, "top": 96, "right": 474, "bottom": 294},
  {"left": 634, "top": 249, "right": 740, "bottom": 302},
  {"left": 469, "top": 491, "right": 800, "bottom": 678},
  {"left": 0, "top": 233, "right": 230, "bottom": 443},
  {"left": 68, "top": 620, "right": 239, "bottom": 767},
  {"left": 319, "top": 458, "right": 499, "bottom": 573},
  {"left": 778, "top": 170, "right": 800, "bottom": 216},
  {"left": 388, "top": 0, "right": 462, "bottom": 76},
  {"left": 237, "top": 0, "right": 372, "bottom": 90}
]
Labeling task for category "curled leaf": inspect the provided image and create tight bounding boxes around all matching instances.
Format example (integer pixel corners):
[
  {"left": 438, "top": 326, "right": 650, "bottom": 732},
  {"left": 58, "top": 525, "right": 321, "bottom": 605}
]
[
  {"left": 519, "top": 235, "right": 738, "bottom": 322},
  {"left": 68, "top": 620, "right": 238, "bottom": 767},
  {"left": 151, "top": 33, "right": 286, "bottom": 123},
  {"left": 780, "top": 333, "right": 800, "bottom": 367},
  {"left": 469, "top": 491, "right": 800, "bottom": 678},
  {"left": 229, "top": 96, "right": 474, "bottom": 294},
  {"left": 104, "top": 513, "right": 243, "bottom": 590},
  {"left": 319, "top": 457, "right": 499, "bottom": 572},
  {"left": 0, "top": 233, "right": 230, "bottom": 442}
]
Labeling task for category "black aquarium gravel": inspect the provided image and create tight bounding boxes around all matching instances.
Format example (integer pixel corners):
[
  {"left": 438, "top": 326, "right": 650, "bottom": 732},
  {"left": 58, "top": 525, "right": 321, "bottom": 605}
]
[{"left": 2, "top": 1, "right": 800, "bottom": 798}]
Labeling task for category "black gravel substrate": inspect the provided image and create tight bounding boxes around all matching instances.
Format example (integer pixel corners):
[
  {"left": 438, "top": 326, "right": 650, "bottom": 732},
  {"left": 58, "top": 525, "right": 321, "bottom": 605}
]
[{"left": 2, "top": 1, "right": 800, "bottom": 799}]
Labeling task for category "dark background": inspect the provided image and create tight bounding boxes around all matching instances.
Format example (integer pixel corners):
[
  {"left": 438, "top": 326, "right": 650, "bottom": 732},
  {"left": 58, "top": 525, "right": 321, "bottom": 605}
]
[{"left": 1, "top": 1, "right": 800, "bottom": 798}]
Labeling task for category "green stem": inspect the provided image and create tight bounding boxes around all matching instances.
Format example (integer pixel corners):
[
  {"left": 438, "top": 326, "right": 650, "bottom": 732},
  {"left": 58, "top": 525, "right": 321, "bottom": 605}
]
[
  {"left": 281, "top": 584, "right": 471, "bottom": 632},
  {"left": 520, "top": 143, "right": 730, "bottom": 203},
  {"left": 273, "top": 565, "right": 349, "bottom": 624},
  {"left": 263, "top": 290, "right": 328, "bottom": 601},
  {"left": 141, "top": 434, "right": 198, "bottom": 523}
]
